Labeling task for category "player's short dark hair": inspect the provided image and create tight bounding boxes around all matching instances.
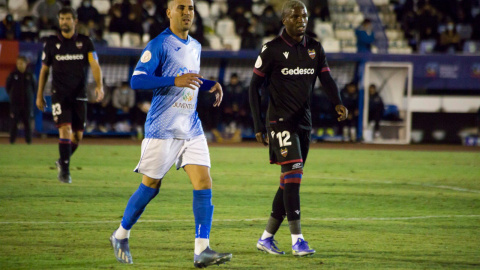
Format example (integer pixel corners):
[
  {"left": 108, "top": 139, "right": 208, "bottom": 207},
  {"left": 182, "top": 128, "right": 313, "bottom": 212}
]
[
  {"left": 281, "top": 0, "right": 307, "bottom": 20},
  {"left": 58, "top": 6, "right": 77, "bottom": 20},
  {"left": 17, "top": 55, "right": 28, "bottom": 62}
]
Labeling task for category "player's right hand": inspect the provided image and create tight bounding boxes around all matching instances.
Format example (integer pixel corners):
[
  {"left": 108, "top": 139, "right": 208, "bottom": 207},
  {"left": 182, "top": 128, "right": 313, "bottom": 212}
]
[
  {"left": 36, "top": 96, "right": 46, "bottom": 112},
  {"left": 255, "top": 132, "right": 269, "bottom": 146},
  {"left": 174, "top": 73, "right": 203, "bottom": 90}
]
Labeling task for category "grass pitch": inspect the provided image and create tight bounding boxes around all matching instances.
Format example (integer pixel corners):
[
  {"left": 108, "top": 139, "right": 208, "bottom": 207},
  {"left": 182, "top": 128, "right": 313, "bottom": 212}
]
[{"left": 0, "top": 142, "right": 479, "bottom": 269}]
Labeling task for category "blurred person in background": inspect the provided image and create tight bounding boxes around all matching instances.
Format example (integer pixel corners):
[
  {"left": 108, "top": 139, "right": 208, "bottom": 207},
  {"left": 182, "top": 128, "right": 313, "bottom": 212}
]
[
  {"left": 261, "top": 5, "right": 281, "bottom": 36},
  {"left": 241, "top": 14, "right": 264, "bottom": 49},
  {"left": 436, "top": 20, "right": 462, "bottom": 53},
  {"left": 32, "top": 0, "right": 63, "bottom": 31},
  {"left": 6, "top": 56, "right": 36, "bottom": 144},
  {"left": 77, "top": 0, "right": 100, "bottom": 26},
  {"left": 368, "top": 84, "right": 384, "bottom": 139},
  {"left": 112, "top": 81, "right": 135, "bottom": 131},
  {"left": 355, "top": 19, "right": 375, "bottom": 53},
  {"left": 0, "top": 14, "right": 21, "bottom": 40},
  {"left": 415, "top": 3, "right": 440, "bottom": 41},
  {"left": 222, "top": 73, "right": 249, "bottom": 132},
  {"left": 20, "top": 16, "right": 39, "bottom": 42},
  {"left": 340, "top": 82, "right": 359, "bottom": 141}
]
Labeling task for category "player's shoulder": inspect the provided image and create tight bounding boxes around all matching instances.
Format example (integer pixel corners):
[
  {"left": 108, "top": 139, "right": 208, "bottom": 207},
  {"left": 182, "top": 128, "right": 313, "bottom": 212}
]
[
  {"left": 188, "top": 36, "right": 202, "bottom": 48},
  {"left": 76, "top": 33, "right": 92, "bottom": 42},
  {"left": 259, "top": 36, "right": 283, "bottom": 54},
  {"left": 43, "top": 34, "right": 60, "bottom": 45},
  {"left": 305, "top": 35, "right": 321, "bottom": 47}
]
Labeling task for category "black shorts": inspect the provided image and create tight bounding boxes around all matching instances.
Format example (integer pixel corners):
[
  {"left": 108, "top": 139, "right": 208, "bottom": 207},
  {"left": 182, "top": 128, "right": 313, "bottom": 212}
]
[
  {"left": 268, "top": 123, "right": 311, "bottom": 171},
  {"left": 51, "top": 94, "right": 87, "bottom": 131}
]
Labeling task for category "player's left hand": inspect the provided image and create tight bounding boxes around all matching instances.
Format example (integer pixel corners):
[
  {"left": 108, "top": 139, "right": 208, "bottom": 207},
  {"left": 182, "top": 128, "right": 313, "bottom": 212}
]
[
  {"left": 209, "top": 82, "right": 223, "bottom": 107},
  {"left": 95, "top": 85, "right": 104, "bottom": 102},
  {"left": 335, "top": 105, "right": 348, "bottom": 121}
]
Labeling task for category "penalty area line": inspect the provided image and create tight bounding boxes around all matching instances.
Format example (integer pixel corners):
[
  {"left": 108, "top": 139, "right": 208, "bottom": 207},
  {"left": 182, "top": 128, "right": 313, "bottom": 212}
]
[{"left": 1, "top": 215, "right": 480, "bottom": 225}]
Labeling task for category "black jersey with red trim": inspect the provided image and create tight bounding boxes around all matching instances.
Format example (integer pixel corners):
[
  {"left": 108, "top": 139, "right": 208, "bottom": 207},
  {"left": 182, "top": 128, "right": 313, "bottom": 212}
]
[
  {"left": 253, "top": 29, "right": 333, "bottom": 130},
  {"left": 42, "top": 33, "right": 96, "bottom": 99}
]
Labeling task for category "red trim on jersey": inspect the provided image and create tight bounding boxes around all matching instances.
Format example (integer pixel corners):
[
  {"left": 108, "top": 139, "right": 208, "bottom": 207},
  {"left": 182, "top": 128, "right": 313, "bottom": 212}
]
[
  {"left": 321, "top": 67, "right": 331, "bottom": 72},
  {"left": 280, "top": 34, "right": 293, "bottom": 47},
  {"left": 56, "top": 123, "right": 72, "bottom": 128},
  {"left": 274, "top": 159, "right": 303, "bottom": 165},
  {"left": 253, "top": 68, "right": 265, "bottom": 77}
]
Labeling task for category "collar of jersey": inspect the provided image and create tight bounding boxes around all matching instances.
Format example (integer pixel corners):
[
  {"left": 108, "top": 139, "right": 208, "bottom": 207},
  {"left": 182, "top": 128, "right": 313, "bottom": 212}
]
[
  {"left": 165, "top": 28, "right": 190, "bottom": 45},
  {"left": 280, "top": 28, "right": 306, "bottom": 48},
  {"left": 57, "top": 32, "right": 78, "bottom": 42}
]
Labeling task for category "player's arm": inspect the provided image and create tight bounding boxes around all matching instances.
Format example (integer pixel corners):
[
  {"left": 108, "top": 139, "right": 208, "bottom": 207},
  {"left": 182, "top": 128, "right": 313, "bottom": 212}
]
[
  {"left": 6, "top": 73, "right": 12, "bottom": 96},
  {"left": 249, "top": 73, "right": 268, "bottom": 145},
  {"left": 317, "top": 47, "right": 348, "bottom": 121},
  {"left": 36, "top": 64, "right": 50, "bottom": 112},
  {"left": 88, "top": 51, "right": 104, "bottom": 102}
]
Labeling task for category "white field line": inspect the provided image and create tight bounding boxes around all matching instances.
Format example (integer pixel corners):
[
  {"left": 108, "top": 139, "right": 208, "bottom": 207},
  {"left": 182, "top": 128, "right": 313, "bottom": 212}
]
[
  {"left": 324, "top": 177, "right": 480, "bottom": 194},
  {"left": 1, "top": 215, "right": 479, "bottom": 225},
  {"left": 213, "top": 172, "right": 480, "bottom": 194}
]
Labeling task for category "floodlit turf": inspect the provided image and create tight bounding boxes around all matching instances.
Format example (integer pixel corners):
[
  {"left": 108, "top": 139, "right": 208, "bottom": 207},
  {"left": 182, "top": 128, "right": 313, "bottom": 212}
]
[{"left": 0, "top": 143, "right": 479, "bottom": 269}]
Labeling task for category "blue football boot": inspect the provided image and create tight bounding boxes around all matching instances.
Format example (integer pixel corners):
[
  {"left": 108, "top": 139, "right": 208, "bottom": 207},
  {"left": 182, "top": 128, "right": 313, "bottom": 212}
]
[
  {"left": 257, "top": 236, "right": 285, "bottom": 255},
  {"left": 292, "top": 238, "right": 315, "bottom": 257}
]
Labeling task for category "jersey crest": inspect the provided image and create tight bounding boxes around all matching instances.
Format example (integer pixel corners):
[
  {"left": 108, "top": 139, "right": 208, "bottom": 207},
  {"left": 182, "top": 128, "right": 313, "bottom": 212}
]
[
  {"left": 76, "top": 41, "right": 83, "bottom": 49},
  {"left": 308, "top": 49, "right": 316, "bottom": 59}
]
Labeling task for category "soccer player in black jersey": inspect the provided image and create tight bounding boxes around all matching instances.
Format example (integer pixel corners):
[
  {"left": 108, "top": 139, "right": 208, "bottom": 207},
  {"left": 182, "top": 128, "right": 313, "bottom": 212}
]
[
  {"left": 249, "top": 0, "right": 348, "bottom": 257},
  {"left": 36, "top": 7, "right": 103, "bottom": 184}
]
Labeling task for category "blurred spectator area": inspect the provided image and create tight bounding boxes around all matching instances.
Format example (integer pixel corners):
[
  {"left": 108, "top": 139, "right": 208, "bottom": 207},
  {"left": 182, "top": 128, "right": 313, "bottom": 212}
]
[{"left": 1, "top": 0, "right": 480, "bottom": 53}]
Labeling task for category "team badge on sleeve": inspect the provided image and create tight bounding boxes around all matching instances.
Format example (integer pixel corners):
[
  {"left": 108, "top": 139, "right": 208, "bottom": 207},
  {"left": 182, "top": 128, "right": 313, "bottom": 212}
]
[
  {"left": 255, "top": 56, "right": 262, "bottom": 68},
  {"left": 141, "top": 50, "right": 152, "bottom": 63},
  {"left": 308, "top": 49, "right": 316, "bottom": 59}
]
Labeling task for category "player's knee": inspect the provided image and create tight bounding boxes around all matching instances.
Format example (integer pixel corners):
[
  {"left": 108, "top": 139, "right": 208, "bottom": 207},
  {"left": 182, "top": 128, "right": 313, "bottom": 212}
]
[
  {"left": 193, "top": 176, "right": 212, "bottom": 190},
  {"left": 142, "top": 175, "right": 162, "bottom": 189},
  {"left": 58, "top": 125, "right": 72, "bottom": 139}
]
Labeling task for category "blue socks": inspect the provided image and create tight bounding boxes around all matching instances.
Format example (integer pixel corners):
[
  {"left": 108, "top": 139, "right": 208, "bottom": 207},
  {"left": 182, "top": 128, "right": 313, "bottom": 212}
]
[
  {"left": 193, "top": 189, "right": 214, "bottom": 239},
  {"left": 121, "top": 183, "right": 159, "bottom": 230}
]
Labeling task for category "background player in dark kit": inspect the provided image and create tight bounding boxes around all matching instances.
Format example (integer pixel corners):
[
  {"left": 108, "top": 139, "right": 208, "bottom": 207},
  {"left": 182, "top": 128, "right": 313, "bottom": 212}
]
[
  {"left": 36, "top": 7, "right": 103, "bottom": 183},
  {"left": 6, "top": 56, "right": 36, "bottom": 144},
  {"left": 249, "top": 0, "right": 348, "bottom": 257}
]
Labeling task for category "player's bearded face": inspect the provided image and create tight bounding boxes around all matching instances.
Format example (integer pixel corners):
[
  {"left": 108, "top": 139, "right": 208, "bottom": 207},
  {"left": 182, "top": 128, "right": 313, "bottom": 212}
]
[
  {"left": 169, "top": 0, "right": 195, "bottom": 31},
  {"left": 283, "top": 7, "right": 308, "bottom": 38},
  {"left": 58, "top": 14, "right": 75, "bottom": 33}
]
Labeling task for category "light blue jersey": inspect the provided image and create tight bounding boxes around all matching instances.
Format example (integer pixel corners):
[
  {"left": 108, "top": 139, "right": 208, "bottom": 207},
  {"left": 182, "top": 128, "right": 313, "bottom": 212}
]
[{"left": 132, "top": 28, "right": 203, "bottom": 139}]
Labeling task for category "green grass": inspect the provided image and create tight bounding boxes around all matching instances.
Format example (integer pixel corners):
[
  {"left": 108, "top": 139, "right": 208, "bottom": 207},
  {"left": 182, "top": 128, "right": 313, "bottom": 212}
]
[{"left": 0, "top": 143, "right": 479, "bottom": 269}]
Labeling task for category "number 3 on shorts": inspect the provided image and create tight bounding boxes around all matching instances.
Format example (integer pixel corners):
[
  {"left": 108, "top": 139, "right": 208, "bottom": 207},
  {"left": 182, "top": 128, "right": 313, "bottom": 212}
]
[
  {"left": 275, "top": 131, "right": 292, "bottom": 147},
  {"left": 52, "top": 103, "right": 62, "bottom": 116}
]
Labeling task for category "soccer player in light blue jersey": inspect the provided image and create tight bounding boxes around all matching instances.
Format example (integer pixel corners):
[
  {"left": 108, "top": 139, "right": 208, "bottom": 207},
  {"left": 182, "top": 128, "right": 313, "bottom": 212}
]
[{"left": 109, "top": 0, "right": 232, "bottom": 267}]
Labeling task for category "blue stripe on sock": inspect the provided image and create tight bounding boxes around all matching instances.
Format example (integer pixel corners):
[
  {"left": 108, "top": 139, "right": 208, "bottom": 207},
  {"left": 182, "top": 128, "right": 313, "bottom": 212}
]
[
  {"left": 193, "top": 189, "right": 213, "bottom": 239},
  {"left": 121, "top": 183, "right": 159, "bottom": 230},
  {"left": 284, "top": 173, "right": 302, "bottom": 179}
]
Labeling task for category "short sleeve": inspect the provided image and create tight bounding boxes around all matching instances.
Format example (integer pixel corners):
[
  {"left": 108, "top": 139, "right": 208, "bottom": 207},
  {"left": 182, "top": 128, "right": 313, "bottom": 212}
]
[
  {"left": 85, "top": 37, "right": 95, "bottom": 52},
  {"left": 253, "top": 43, "right": 274, "bottom": 78},
  {"left": 42, "top": 39, "right": 52, "bottom": 66},
  {"left": 133, "top": 40, "right": 165, "bottom": 77}
]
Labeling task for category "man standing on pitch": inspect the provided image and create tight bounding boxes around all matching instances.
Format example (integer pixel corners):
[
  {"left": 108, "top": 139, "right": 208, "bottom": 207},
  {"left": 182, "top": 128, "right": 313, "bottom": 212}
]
[
  {"left": 249, "top": 0, "right": 348, "bottom": 257},
  {"left": 109, "top": 0, "right": 232, "bottom": 268},
  {"left": 36, "top": 7, "right": 103, "bottom": 184}
]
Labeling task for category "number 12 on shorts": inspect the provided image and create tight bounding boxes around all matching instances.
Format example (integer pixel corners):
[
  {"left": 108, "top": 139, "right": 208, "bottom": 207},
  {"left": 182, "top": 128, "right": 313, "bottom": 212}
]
[{"left": 273, "top": 130, "right": 292, "bottom": 147}]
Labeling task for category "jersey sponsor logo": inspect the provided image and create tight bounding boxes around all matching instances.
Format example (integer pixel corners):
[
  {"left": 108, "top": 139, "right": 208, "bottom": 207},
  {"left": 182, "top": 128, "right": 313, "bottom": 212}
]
[
  {"left": 308, "top": 49, "right": 316, "bottom": 59},
  {"left": 76, "top": 41, "right": 83, "bottom": 49},
  {"left": 140, "top": 50, "right": 152, "bottom": 63},
  {"left": 261, "top": 45, "right": 267, "bottom": 53},
  {"left": 281, "top": 148, "right": 288, "bottom": 157},
  {"left": 283, "top": 51, "right": 289, "bottom": 59},
  {"left": 172, "top": 102, "right": 195, "bottom": 109},
  {"left": 292, "top": 163, "right": 302, "bottom": 169},
  {"left": 254, "top": 56, "right": 262, "bottom": 69},
  {"left": 176, "top": 67, "right": 199, "bottom": 77},
  {"left": 55, "top": 54, "right": 84, "bottom": 61},
  {"left": 281, "top": 67, "right": 315, "bottom": 75},
  {"left": 182, "top": 89, "right": 194, "bottom": 102}
]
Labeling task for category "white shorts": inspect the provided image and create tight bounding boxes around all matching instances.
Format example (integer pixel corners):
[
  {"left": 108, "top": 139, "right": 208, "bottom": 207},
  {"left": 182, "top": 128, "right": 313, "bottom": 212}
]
[{"left": 134, "top": 135, "right": 211, "bottom": 179}]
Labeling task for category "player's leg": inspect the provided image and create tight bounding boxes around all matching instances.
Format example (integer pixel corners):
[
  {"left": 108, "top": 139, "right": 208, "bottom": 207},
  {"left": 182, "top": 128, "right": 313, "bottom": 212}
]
[
  {"left": 22, "top": 109, "right": 32, "bottom": 144},
  {"left": 9, "top": 108, "right": 18, "bottom": 144},
  {"left": 179, "top": 136, "right": 232, "bottom": 267},
  {"left": 110, "top": 138, "right": 178, "bottom": 264},
  {"left": 285, "top": 129, "right": 314, "bottom": 256},
  {"left": 70, "top": 100, "right": 87, "bottom": 156}
]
